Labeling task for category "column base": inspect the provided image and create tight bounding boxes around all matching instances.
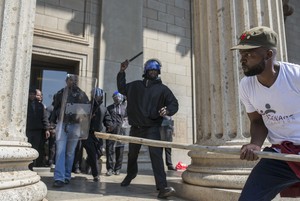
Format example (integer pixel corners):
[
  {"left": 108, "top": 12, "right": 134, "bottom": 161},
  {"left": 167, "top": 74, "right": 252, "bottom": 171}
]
[
  {"left": 0, "top": 141, "right": 47, "bottom": 200},
  {"left": 170, "top": 179, "right": 240, "bottom": 201},
  {"left": 0, "top": 181, "right": 47, "bottom": 201}
]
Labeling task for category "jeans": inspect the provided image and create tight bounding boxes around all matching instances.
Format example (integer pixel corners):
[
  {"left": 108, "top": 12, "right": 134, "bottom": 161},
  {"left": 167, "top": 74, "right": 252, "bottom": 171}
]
[
  {"left": 54, "top": 123, "right": 80, "bottom": 182},
  {"left": 106, "top": 139, "right": 125, "bottom": 171}
]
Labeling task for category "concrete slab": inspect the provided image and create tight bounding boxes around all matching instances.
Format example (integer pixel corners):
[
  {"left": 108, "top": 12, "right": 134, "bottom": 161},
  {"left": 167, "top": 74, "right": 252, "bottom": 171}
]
[{"left": 36, "top": 168, "right": 188, "bottom": 201}]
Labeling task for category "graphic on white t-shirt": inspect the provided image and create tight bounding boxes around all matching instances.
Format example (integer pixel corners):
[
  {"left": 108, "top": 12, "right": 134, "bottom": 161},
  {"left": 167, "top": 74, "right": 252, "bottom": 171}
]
[{"left": 258, "top": 103, "right": 295, "bottom": 125}]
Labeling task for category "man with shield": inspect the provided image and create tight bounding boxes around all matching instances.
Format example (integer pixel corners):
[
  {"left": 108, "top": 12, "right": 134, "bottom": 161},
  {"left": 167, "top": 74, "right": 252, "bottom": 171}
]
[{"left": 50, "top": 74, "right": 92, "bottom": 187}]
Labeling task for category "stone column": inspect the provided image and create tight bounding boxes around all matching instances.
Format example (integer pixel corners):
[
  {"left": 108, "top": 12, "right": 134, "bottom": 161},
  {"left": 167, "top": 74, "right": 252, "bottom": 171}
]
[
  {"left": 175, "top": 1, "right": 287, "bottom": 200},
  {"left": 0, "top": 0, "right": 47, "bottom": 200}
]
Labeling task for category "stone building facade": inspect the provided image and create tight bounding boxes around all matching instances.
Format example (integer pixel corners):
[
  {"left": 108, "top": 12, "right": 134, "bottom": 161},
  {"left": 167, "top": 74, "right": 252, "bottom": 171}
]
[{"left": 0, "top": 0, "right": 299, "bottom": 200}]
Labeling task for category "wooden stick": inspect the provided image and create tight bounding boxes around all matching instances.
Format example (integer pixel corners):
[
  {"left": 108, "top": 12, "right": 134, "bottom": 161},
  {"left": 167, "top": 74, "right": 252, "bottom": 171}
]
[{"left": 94, "top": 132, "right": 300, "bottom": 163}]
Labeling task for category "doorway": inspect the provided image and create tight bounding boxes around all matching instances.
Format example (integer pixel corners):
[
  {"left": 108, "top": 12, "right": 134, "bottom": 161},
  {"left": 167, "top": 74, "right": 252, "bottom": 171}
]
[{"left": 30, "top": 54, "right": 79, "bottom": 107}]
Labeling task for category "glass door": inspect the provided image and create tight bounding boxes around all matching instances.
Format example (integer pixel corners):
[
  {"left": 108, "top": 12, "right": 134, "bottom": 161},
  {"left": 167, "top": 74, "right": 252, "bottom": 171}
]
[{"left": 41, "top": 70, "right": 68, "bottom": 107}]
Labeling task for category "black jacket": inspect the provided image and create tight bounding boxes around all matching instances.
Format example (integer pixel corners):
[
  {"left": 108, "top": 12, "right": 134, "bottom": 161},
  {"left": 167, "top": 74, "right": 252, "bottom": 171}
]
[
  {"left": 107, "top": 102, "right": 127, "bottom": 134},
  {"left": 117, "top": 72, "right": 178, "bottom": 127},
  {"left": 26, "top": 99, "right": 49, "bottom": 131},
  {"left": 90, "top": 102, "right": 114, "bottom": 132}
]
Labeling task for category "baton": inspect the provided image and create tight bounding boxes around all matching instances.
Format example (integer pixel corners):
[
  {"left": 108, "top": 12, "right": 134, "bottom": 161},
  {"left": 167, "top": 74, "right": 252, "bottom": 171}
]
[{"left": 129, "top": 51, "right": 143, "bottom": 62}]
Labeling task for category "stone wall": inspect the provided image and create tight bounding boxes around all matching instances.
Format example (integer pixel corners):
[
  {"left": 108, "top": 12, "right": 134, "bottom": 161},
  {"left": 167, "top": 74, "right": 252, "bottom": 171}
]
[
  {"left": 33, "top": 0, "right": 101, "bottom": 79},
  {"left": 143, "top": 0, "right": 193, "bottom": 164},
  {"left": 143, "top": 0, "right": 193, "bottom": 144}
]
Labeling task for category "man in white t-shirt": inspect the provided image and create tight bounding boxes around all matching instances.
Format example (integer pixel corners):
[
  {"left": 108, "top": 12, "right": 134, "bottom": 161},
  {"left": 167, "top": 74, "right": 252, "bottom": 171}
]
[{"left": 231, "top": 26, "right": 300, "bottom": 200}]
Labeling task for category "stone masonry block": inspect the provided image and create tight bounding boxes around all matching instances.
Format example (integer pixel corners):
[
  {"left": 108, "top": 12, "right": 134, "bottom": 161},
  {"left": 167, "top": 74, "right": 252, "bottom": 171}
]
[
  {"left": 144, "top": 8, "right": 158, "bottom": 20},
  {"left": 145, "top": 38, "right": 167, "bottom": 52},
  {"left": 158, "top": 12, "right": 175, "bottom": 24},
  {"left": 167, "top": 24, "right": 186, "bottom": 37},
  {"left": 147, "top": 19, "right": 167, "bottom": 32},
  {"left": 60, "top": 0, "right": 85, "bottom": 12},
  {"left": 167, "top": 5, "right": 184, "bottom": 18},
  {"left": 45, "top": 3, "right": 73, "bottom": 20},
  {"left": 147, "top": 0, "right": 166, "bottom": 13},
  {"left": 35, "top": 14, "right": 58, "bottom": 29}
]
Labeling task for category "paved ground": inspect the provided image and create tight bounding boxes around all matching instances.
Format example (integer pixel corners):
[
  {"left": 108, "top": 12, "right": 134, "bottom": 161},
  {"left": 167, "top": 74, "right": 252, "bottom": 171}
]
[{"left": 36, "top": 168, "right": 188, "bottom": 201}]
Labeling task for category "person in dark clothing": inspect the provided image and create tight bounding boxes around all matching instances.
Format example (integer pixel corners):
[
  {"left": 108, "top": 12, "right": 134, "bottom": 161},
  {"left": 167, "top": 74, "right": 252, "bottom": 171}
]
[
  {"left": 160, "top": 115, "right": 176, "bottom": 171},
  {"left": 82, "top": 88, "right": 114, "bottom": 182},
  {"left": 106, "top": 91, "right": 127, "bottom": 176},
  {"left": 117, "top": 58, "right": 179, "bottom": 199},
  {"left": 72, "top": 140, "right": 83, "bottom": 174},
  {"left": 26, "top": 88, "right": 50, "bottom": 170}
]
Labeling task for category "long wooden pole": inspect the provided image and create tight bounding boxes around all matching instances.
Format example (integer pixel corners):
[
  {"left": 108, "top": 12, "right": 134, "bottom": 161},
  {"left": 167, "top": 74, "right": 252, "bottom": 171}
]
[{"left": 95, "top": 132, "right": 300, "bottom": 162}]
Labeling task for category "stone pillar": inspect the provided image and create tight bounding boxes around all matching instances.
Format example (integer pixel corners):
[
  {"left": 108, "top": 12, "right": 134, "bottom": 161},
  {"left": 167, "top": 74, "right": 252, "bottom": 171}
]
[
  {"left": 174, "top": 1, "right": 287, "bottom": 200},
  {"left": 0, "top": 0, "right": 47, "bottom": 200}
]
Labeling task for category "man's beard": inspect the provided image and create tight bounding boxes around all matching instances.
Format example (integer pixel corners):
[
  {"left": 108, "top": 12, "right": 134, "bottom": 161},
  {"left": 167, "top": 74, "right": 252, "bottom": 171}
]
[{"left": 243, "top": 58, "right": 266, "bottom": 77}]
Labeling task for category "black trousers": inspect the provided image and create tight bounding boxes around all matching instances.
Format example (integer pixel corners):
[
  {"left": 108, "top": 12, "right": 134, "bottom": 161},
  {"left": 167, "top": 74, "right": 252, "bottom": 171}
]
[
  {"left": 27, "top": 130, "right": 44, "bottom": 169},
  {"left": 164, "top": 148, "right": 172, "bottom": 166},
  {"left": 106, "top": 139, "right": 124, "bottom": 171},
  {"left": 72, "top": 140, "right": 83, "bottom": 171},
  {"left": 239, "top": 147, "right": 300, "bottom": 201},
  {"left": 48, "top": 134, "right": 56, "bottom": 165},
  {"left": 126, "top": 126, "right": 167, "bottom": 190},
  {"left": 160, "top": 126, "right": 173, "bottom": 166},
  {"left": 82, "top": 133, "right": 102, "bottom": 177}
]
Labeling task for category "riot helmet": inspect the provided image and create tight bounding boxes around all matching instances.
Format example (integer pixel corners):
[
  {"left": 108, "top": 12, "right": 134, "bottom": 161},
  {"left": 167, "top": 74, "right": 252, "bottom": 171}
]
[
  {"left": 143, "top": 59, "right": 161, "bottom": 78},
  {"left": 92, "top": 87, "right": 104, "bottom": 104},
  {"left": 112, "top": 91, "right": 123, "bottom": 105}
]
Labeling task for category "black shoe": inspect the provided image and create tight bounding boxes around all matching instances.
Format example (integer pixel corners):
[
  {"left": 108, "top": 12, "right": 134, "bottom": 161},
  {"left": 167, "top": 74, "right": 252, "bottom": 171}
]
[
  {"left": 93, "top": 176, "right": 99, "bottom": 182},
  {"left": 167, "top": 165, "right": 176, "bottom": 171},
  {"left": 53, "top": 180, "right": 65, "bottom": 188},
  {"left": 64, "top": 179, "right": 70, "bottom": 184},
  {"left": 106, "top": 169, "right": 114, "bottom": 176},
  {"left": 120, "top": 175, "right": 136, "bottom": 187},
  {"left": 157, "top": 187, "right": 176, "bottom": 198},
  {"left": 114, "top": 170, "right": 120, "bottom": 175}
]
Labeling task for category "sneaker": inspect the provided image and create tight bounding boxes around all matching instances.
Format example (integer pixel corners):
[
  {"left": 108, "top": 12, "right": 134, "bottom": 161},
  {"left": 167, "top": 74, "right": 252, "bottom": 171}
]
[
  {"left": 114, "top": 170, "right": 120, "bottom": 175},
  {"left": 120, "top": 175, "right": 136, "bottom": 187},
  {"left": 93, "top": 176, "right": 99, "bottom": 182},
  {"left": 106, "top": 169, "right": 114, "bottom": 176},
  {"left": 64, "top": 179, "right": 70, "bottom": 184},
  {"left": 50, "top": 164, "right": 55, "bottom": 172},
  {"left": 73, "top": 168, "right": 81, "bottom": 174},
  {"left": 157, "top": 187, "right": 176, "bottom": 198},
  {"left": 53, "top": 180, "right": 64, "bottom": 188},
  {"left": 167, "top": 165, "right": 176, "bottom": 171}
]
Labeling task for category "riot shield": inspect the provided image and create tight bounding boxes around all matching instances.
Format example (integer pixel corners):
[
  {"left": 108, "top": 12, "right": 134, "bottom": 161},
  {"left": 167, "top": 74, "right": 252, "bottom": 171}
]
[{"left": 55, "top": 74, "right": 97, "bottom": 141}]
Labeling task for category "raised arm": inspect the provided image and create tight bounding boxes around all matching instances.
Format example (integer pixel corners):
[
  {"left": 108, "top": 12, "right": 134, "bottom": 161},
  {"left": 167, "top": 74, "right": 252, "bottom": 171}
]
[{"left": 117, "top": 60, "right": 129, "bottom": 95}]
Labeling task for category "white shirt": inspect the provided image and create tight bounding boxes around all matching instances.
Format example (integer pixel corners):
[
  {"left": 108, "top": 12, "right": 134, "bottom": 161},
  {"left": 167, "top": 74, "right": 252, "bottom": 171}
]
[{"left": 239, "top": 62, "right": 300, "bottom": 144}]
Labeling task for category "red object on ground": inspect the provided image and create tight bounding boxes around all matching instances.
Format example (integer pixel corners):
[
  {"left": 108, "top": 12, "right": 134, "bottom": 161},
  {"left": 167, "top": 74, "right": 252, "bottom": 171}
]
[{"left": 175, "top": 161, "right": 188, "bottom": 171}]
